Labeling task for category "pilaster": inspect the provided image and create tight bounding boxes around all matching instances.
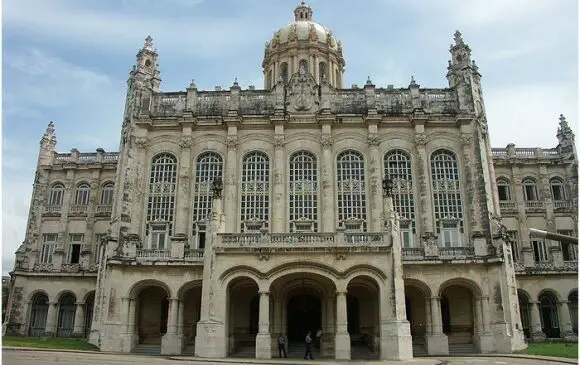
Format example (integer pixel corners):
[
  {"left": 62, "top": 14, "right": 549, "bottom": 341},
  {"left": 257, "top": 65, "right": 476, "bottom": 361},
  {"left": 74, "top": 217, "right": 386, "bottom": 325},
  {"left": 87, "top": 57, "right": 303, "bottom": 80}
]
[
  {"left": 413, "top": 131, "right": 435, "bottom": 236},
  {"left": 334, "top": 291, "right": 350, "bottom": 360},
  {"left": 161, "top": 297, "right": 183, "bottom": 355},
  {"left": 272, "top": 124, "right": 286, "bottom": 233},
  {"left": 529, "top": 302, "right": 546, "bottom": 342},
  {"left": 256, "top": 291, "right": 271, "bottom": 359},
  {"left": 558, "top": 300, "right": 577, "bottom": 341},
  {"left": 319, "top": 125, "right": 335, "bottom": 232},
  {"left": 224, "top": 132, "right": 239, "bottom": 233},
  {"left": 425, "top": 296, "right": 449, "bottom": 355},
  {"left": 44, "top": 302, "right": 58, "bottom": 337},
  {"left": 72, "top": 302, "right": 86, "bottom": 337},
  {"left": 174, "top": 133, "right": 193, "bottom": 236}
]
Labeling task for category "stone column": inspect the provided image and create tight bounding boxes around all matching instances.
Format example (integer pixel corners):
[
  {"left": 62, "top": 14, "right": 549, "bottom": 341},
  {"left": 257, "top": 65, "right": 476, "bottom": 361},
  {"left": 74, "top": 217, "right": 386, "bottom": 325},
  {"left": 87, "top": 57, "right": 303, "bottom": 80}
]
[
  {"left": 473, "top": 296, "right": 494, "bottom": 353},
  {"left": 177, "top": 300, "right": 184, "bottom": 336},
  {"left": 320, "top": 134, "right": 335, "bottom": 232},
  {"left": 474, "top": 298, "right": 483, "bottom": 333},
  {"left": 44, "top": 302, "right": 58, "bottom": 337},
  {"left": 256, "top": 291, "right": 271, "bottom": 359},
  {"left": 72, "top": 302, "right": 85, "bottom": 337},
  {"left": 481, "top": 296, "right": 490, "bottom": 333},
  {"left": 558, "top": 300, "right": 576, "bottom": 340},
  {"left": 174, "top": 136, "right": 193, "bottom": 235},
  {"left": 161, "top": 298, "right": 182, "bottom": 355},
  {"left": 314, "top": 54, "right": 319, "bottom": 82},
  {"left": 131, "top": 140, "right": 149, "bottom": 235},
  {"left": 368, "top": 136, "right": 382, "bottom": 232},
  {"left": 334, "top": 291, "right": 350, "bottom": 360},
  {"left": 273, "top": 297, "right": 282, "bottom": 336},
  {"left": 529, "top": 302, "right": 546, "bottom": 341},
  {"left": 414, "top": 133, "right": 436, "bottom": 237},
  {"left": 424, "top": 297, "right": 432, "bottom": 335},
  {"left": 425, "top": 296, "right": 448, "bottom": 355},
  {"left": 323, "top": 295, "right": 334, "bottom": 356},
  {"left": 225, "top": 135, "right": 239, "bottom": 232},
  {"left": 272, "top": 135, "right": 286, "bottom": 233}
]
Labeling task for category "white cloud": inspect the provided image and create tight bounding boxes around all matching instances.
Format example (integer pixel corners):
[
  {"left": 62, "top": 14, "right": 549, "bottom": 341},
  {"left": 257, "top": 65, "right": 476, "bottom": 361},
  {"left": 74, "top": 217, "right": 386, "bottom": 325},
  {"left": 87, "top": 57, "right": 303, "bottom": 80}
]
[{"left": 485, "top": 83, "right": 579, "bottom": 147}]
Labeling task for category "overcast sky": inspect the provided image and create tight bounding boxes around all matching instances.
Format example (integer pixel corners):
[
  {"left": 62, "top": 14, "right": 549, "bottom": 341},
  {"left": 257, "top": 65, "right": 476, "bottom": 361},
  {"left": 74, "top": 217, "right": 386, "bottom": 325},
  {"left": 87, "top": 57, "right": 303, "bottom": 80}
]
[{"left": 2, "top": 0, "right": 578, "bottom": 274}]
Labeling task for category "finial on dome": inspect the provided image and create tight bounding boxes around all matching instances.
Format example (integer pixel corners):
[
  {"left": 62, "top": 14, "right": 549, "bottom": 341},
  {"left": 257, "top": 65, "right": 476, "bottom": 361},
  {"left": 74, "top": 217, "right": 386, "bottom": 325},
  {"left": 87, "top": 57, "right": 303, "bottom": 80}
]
[
  {"left": 366, "top": 76, "right": 373, "bottom": 86},
  {"left": 453, "top": 30, "right": 464, "bottom": 46},
  {"left": 409, "top": 76, "right": 419, "bottom": 88},
  {"left": 144, "top": 35, "right": 154, "bottom": 51},
  {"left": 294, "top": 1, "right": 313, "bottom": 21}
]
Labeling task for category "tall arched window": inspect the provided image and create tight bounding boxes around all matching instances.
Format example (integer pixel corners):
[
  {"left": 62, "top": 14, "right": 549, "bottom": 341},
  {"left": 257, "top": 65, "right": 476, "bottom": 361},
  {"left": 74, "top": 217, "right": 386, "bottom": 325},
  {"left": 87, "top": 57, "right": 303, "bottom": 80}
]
[
  {"left": 318, "top": 62, "right": 327, "bottom": 84},
  {"left": 550, "top": 177, "right": 567, "bottom": 201},
  {"left": 496, "top": 179, "right": 511, "bottom": 201},
  {"left": 74, "top": 183, "right": 91, "bottom": 205},
  {"left": 522, "top": 178, "right": 539, "bottom": 201},
  {"left": 431, "top": 150, "right": 463, "bottom": 247},
  {"left": 240, "top": 151, "right": 270, "bottom": 232},
  {"left": 336, "top": 150, "right": 367, "bottom": 232},
  {"left": 192, "top": 152, "right": 223, "bottom": 248},
  {"left": 280, "top": 62, "right": 289, "bottom": 83},
  {"left": 385, "top": 150, "right": 415, "bottom": 247},
  {"left": 100, "top": 182, "right": 114, "bottom": 205},
  {"left": 289, "top": 151, "right": 318, "bottom": 232},
  {"left": 47, "top": 183, "right": 64, "bottom": 206},
  {"left": 299, "top": 59, "right": 308, "bottom": 73},
  {"left": 29, "top": 293, "right": 49, "bottom": 337},
  {"left": 146, "top": 153, "right": 178, "bottom": 249}
]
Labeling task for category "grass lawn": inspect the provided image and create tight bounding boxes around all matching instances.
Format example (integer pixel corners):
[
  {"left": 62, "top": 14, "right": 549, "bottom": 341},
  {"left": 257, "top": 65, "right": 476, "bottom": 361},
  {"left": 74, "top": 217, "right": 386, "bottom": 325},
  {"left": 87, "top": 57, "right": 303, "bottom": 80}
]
[
  {"left": 2, "top": 336, "right": 99, "bottom": 351},
  {"left": 518, "top": 343, "right": 578, "bottom": 359}
]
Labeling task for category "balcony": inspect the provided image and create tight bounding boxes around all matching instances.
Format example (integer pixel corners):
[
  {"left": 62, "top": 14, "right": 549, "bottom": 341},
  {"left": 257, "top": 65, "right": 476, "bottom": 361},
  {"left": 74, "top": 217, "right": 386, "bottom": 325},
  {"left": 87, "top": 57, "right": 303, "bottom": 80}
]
[
  {"left": 136, "top": 249, "right": 171, "bottom": 259},
  {"left": 513, "top": 260, "right": 578, "bottom": 274},
  {"left": 69, "top": 205, "right": 88, "bottom": 216},
  {"left": 215, "top": 232, "right": 386, "bottom": 249},
  {"left": 525, "top": 201, "right": 545, "bottom": 210},
  {"left": 499, "top": 201, "right": 517, "bottom": 210},
  {"left": 95, "top": 204, "right": 112, "bottom": 217},
  {"left": 42, "top": 205, "right": 61, "bottom": 217},
  {"left": 439, "top": 246, "right": 475, "bottom": 259},
  {"left": 553, "top": 200, "right": 572, "bottom": 210},
  {"left": 402, "top": 243, "right": 489, "bottom": 263}
]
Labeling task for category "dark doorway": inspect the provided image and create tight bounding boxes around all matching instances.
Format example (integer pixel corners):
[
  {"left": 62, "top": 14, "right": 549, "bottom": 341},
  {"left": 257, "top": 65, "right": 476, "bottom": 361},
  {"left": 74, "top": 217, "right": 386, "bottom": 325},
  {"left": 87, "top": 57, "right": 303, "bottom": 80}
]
[
  {"left": 347, "top": 294, "right": 360, "bottom": 335},
  {"left": 287, "top": 294, "right": 321, "bottom": 341},
  {"left": 441, "top": 295, "right": 451, "bottom": 334},
  {"left": 539, "top": 294, "right": 560, "bottom": 338}
]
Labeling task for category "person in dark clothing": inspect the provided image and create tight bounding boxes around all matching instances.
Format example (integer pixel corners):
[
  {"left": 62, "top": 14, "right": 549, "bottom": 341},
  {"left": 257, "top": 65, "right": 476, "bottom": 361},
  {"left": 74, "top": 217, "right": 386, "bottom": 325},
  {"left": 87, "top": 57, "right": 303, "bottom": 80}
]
[
  {"left": 277, "top": 333, "right": 287, "bottom": 358},
  {"left": 304, "top": 331, "right": 313, "bottom": 360}
]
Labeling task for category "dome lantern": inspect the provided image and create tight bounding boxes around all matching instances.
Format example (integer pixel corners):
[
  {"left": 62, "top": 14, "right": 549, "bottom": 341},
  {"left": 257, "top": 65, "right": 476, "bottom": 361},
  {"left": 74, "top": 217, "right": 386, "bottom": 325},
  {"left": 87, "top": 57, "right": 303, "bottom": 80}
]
[{"left": 294, "top": 1, "right": 313, "bottom": 21}]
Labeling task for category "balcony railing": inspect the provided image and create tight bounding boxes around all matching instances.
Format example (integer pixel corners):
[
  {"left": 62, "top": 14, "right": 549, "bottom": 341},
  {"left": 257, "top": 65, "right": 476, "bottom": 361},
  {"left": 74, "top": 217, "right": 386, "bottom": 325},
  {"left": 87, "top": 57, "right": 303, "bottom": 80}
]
[
  {"left": 136, "top": 249, "right": 171, "bottom": 258},
  {"left": 96, "top": 205, "right": 112, "bottom": 213},
  {"left": 33, "top": 263, "right": 54, "bottom": 271},
  {"left": 402, "top": 247, "right": 425, "bottom": 260},
  {"left": 554, "top": 201, "right": 571, "bottom": 209},
  {"left": 525, "top": 201, "right": 545, "bottom": 209},
  {"left": 184, "top": 249, "right": 204, "bottom": 260},
  {"left": 43, "top": 205, "right": 61, "bottom": 213},
  {"left": 270, "top": 233, "right": 335, "bottom": 245},
  {"left": 69, "top": 205, "right": 88, "bottom": 214},
  {"left": 216, "top": 232, "right": 385, "bottom": 247},
  {"left": 439, "top": 246, "right": 475, "bottom": 258},
  {"left": 499, "top": 201, "right": 517, "bottom": 209}
]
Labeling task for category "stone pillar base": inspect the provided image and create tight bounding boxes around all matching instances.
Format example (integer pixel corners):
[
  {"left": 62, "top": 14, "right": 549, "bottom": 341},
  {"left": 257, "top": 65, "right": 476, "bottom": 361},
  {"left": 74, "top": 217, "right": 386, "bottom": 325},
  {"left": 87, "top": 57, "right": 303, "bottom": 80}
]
[
  {"left": 473, "top": 333, "right": 494, "bottom": 353},
  {"left": 530, "top": 331, "right": 547, "bottom": 342},
  {"left": 563, "top": 332, "right": 578, "bottom": 343},
  {"left": 161, "top": 333, "right": 183, "bottom": 355},
  {"left": 255, "top": 333, "right": 271, "bottom": 359},
  {"left": 119, "top": 333, "right": 136, "bottom": 353},
  {"left": 88, "top": 330, "right": 100, "bottom": 348},
  {"left": 334, "top": 332, "right": 351, "bottom": 360},
  {"left": 425, "top": 334, "right": 449, "bottom": 356},
  {"left": 194, "top": 320, "right": 226, "bottom": 358},
  {"left": 321, "top": 335, "right": 334, "bottom": 357},
  {"left": 380, "top": 320, "right": 413, "bottom": 360}
]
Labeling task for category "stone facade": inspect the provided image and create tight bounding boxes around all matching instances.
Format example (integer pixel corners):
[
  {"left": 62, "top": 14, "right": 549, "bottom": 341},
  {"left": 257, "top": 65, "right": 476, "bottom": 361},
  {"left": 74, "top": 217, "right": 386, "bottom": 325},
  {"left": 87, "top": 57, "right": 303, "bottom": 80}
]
[{"left": 4, "top": 2, "right": 577, "bottom": 361}]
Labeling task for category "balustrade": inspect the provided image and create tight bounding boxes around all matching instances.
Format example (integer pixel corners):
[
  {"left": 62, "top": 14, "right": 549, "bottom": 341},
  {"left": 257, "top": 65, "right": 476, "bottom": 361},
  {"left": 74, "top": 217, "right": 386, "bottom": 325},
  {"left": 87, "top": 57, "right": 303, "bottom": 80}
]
[
  {"left": 43, "top": 205, "right": 62, "bottom": 213},
  {"left": 499, "top": 201, "right": 516, "bottom": 209},
  {"left": 438, "top": 246, "right": 475, "bottom": 258},
  {"left": 525, "top": 201, "right": 545, "bottom": 209},
  {"left": 69, "top": 205, "right": 88, "bottom": 214},
  {"left": 136, "top": 249, "right": 171, "bottom": 258},
  {"left": 96, "top": 205, "right": 112, "bottom": 213},
  {"left": 554, "top": 201, "right": 571, "bottom": 209}
]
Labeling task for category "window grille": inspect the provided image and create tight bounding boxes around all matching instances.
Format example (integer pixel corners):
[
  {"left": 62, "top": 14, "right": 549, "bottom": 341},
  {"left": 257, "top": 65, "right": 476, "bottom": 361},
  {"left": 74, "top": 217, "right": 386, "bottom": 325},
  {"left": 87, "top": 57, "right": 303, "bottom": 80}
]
[
  {"left": 74, "top": 183, "right": 91, "bottom": 205},
  {"left": 336, "top": 150, "right": 367, "bottom": 231},
  {"left": 385, "top": 149, "right": 415, "bottom": 245},
  {"left": 431, "top": 150, "right": 463, "bottom": 245},
  {"left": 240, "top": 151, "right": 270, "bottom": 232},
  {"left": 40, "top": 233, "right": 58, "bottom": 263},
  {"left": 192, "top": 152, "right": 223, "bottom": 232},
  {"left": 100, "top": 182, "right": 114, "bottom": 205},
  {"left": 289, "top": 151, "right": 318, "bottom": 232},
  {"left": 146, "top": 153, "right": 177, "bottom": 235},
  {"left": 48, "top": 183, "right": 64, "bottom": 206}
]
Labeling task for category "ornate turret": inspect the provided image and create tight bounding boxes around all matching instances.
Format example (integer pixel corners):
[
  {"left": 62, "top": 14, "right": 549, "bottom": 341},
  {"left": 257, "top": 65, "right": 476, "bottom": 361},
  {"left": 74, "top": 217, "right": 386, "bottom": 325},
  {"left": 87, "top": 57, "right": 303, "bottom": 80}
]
[
  {"left": 131, "top": 36, "right": 161, "bottom": 92},
  {"left": 557, "top": 114, "right": 576, "bottom": 156},
  {"left": 38, "top": 121, "right": 57, "bottom": 165}
]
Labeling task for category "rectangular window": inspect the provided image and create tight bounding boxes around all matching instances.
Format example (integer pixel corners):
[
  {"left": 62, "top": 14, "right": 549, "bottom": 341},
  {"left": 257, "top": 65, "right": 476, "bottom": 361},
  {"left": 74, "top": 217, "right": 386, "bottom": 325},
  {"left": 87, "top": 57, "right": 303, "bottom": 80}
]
[
  {"left": 40, "top": 233, "right": 58, "bottom": 263},
  {"left": 149, "top": 224, "right": 167, "bottom": 250},
  {"left": 401, "top": 229, "right": 412, "bottom": 248},
  {"left": 524, "top": 185, "right": 538, "bottom": 201},
  {"left": 551, "top": 185, "right": 565, "bottom": 201},
  {"left": 558, "top": 230, "right": 577, "bottom": 262},
  {"left": 498, "top": 185, "right": 510, "bottom": 201},
  {"left": 532, "top": 239, "right": 549, "bottom": 262},
  {"left": 68, "top": 234, "right": 84, "bottom": 264},
  {"left": 442, "top": 228, "right": 459, "bottom": 247},
  {"left": 94, "top": 234, "right": 107, "bottom": 263},
  {"left": 507, "top": 231, "right": 520, "bottom": 261}
]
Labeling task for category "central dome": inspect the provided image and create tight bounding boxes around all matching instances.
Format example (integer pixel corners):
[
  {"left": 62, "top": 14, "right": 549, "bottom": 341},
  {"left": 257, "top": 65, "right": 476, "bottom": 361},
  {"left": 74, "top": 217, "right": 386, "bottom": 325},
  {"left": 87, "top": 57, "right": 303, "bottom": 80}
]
[
  {"left": 262, "top": 2, "right": 345, "bottom": 89},
  {"left": 267, "top": 2, "right": 339, "bottom": 53}
]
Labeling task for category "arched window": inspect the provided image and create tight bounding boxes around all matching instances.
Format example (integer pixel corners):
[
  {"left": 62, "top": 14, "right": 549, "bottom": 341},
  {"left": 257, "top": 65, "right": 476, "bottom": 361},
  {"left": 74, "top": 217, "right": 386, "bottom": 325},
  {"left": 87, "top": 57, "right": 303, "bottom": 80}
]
[
  {"left": 539, "top": 293, "right": 560, "bottom": 338},
  {"left": 48, "top": 183, "right": 64, "bottom": 206},
  {"left": 192, "top": 152, "right": 223, "bottom": 248},
  {"left": 336, "top": 150, "right": 367, "bottom": 232},
  {"left": 385, "top": 150, "right": 415, "bottom": 247},
  {"left": 146, "top": 153, "right": 178, "bottom": 248},
  {"left": 29, "top": 293, "right": 49, "bottom": 337},
  {"left": 550, "top": 177, "right": 567, "bottom": 201},
  {"left": 496, "top": 179, "right": 511, "bottom": 201},
  {"left": 74, "top": 183, "right": 91, "bottom": 205},
  {"left": 57, "top": 293, "right": 76, "bottom": 337},
  {"left": 522, "top": 178, "right": 539, "bottom": 201},
  {"left": 289, "top": 151, "right": 318, "bottom": 232},
  {"left": 280, "top": 62, "right": 289, "bottom": 83},
  {"left": 100, "top": 182, "right": 114, "bottom": 205},
  {"left": 318, "top": 62, "right": 327, "bottom": 84},
  {"left": 299, "top": 59, "right": 308, "bottom": 73},
  {"left": 240, "top": 151, "right": 270, "bottom": 232},
  {"left": 431, "top": 150, "right": 463, "bottom": 247}
]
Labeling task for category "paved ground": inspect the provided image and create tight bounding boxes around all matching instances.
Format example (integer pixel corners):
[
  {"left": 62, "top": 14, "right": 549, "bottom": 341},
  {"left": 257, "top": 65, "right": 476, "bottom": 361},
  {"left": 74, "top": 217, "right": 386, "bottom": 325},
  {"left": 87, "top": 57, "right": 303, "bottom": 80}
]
[{"left": 2, "top": 349, "right": 577, "bottom": 365}]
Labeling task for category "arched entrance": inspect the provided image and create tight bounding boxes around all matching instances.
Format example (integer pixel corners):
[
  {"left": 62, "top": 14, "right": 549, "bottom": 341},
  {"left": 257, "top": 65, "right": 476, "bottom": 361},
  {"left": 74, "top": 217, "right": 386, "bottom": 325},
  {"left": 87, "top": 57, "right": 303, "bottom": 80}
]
[
  {"left": 84, "top": 292, "right": 95, "bottom": 338},
  {"left": 137, "top": 286, "right": 169, "bottom": 345},
  {"left": 517, "top": 290, "right": 531, "bottom": 339},
  {"left": 439, "top": 283, "right": 476, "bottom": 346},
  {"left": 404, "top": 281, "right": 430, "bottom": 355},
  {"left": 57, "top": 293, "right": 76, "bottom": 337},
  {"left": 28, "top": 292, "right": 49, "bottom": 337},
  {"left": 539, "top": 292, "right": 560, "bottom": 338},
  {"left": 347, "top": 275, "right": 380, "bottom": 360},
  {"left": 227, "top": 276, "right": 259, "bottom": 357},
  {"left": 568, "top": 290, "right": 578, "bottom": 334},
  {"left": 269, "top": 272, "right": 336, "bottom": 359},
  {"left": 179, "top": 282, "right": 202, "bottom": 354}
]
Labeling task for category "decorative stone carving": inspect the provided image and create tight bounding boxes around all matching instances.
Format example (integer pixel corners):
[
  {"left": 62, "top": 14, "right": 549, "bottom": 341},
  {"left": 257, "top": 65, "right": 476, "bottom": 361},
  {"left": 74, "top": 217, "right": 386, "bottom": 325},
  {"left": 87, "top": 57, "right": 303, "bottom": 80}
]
[
  {"left": 461, "top": 134, "right": 473, "bottom": 146},
  {"left": 226, "top": 136, "right": 239, "bottom": 149},
  {"left": 309, "top": 23, "right": 318, "bottom": 41},
  {"left": 134, "top": 137, "right": 148, "bottom": 149},
  {"left": 414, "top": 133, "right": 427, "bottom": 148},
  {"left": 286, "top": 66, "right": 319, "bottom": 113},
  {"left": 367, "top": 134, "right": 379, "bottom": 148},
  {"left": 319, "top": 134, "right": 334, "bottom": 148},
  {"left": 274, "top": 135, "right": 286, "bottom": 148},
  {"left": 179, "top": 136, "right": 193, "bottom": 149}
]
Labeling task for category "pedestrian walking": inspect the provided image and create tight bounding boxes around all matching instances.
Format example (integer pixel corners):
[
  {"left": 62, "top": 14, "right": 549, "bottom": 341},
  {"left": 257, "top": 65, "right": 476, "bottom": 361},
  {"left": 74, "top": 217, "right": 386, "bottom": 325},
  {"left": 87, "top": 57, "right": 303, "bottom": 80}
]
[
  {"left": 277, "top": 333, "right": 287, "bottom": 358},
  {"left": 304, "top": 331, "right": 313, "bottom": 360}
]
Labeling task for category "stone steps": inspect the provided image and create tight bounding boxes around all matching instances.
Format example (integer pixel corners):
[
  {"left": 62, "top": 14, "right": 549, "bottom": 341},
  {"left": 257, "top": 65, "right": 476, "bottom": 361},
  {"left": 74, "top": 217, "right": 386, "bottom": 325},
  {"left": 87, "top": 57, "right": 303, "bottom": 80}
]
[
  {"left": 413, "top": 344, "right": 427, "bottom": 356},
  {"left": 134, "top": 344, "right": 161, "bottom": 356},
  {"left": 449, "top": 343, "right": 477, "bottom": 354},
  {"left": 182, "top": 343, "right": 195, "bottom": 356}
]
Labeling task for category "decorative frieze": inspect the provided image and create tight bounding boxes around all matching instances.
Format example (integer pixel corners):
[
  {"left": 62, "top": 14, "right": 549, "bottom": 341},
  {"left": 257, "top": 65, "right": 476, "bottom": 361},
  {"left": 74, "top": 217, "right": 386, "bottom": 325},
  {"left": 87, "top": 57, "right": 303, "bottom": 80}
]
[
  {"left": 226, "top": 136, "right": 239, "bottom": 149},
  {"left": 179, "top": 136, "right": 193, "bottom": 149},
  {"left": 319, "top": 134, "right": 334, "bottom": 147}
]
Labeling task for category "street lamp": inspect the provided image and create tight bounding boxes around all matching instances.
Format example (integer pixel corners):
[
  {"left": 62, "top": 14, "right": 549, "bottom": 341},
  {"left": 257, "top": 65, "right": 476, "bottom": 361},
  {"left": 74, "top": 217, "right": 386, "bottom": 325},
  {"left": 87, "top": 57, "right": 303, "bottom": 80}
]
[
  {"left": 382, "top": 174, "right": 394, "bottom": 197},
  {"left": 211, "top": 178, "right": 223, "bottom": 198}
]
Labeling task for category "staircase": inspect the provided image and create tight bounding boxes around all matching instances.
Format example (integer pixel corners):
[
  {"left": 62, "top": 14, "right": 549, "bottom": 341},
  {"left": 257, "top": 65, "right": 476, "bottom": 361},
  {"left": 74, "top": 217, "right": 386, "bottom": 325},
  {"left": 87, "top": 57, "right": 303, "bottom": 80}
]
[
  {"left": 182, "top": 343, "right": 195, "bottom": 356},
  {"left": 412, "top": 344, "right": 427, "bottom": 357},
  {"left": 231, "top": 346, "right": 255, "bottom": 358},
  {"left": 134, "top": 344, "right": 161, "bottom": 356},
  {"left": 449, "top": 343, "right": 477, "bottom": 355},
  {"left": 351, "top": 344, "right": 379, "bottom": 360}
]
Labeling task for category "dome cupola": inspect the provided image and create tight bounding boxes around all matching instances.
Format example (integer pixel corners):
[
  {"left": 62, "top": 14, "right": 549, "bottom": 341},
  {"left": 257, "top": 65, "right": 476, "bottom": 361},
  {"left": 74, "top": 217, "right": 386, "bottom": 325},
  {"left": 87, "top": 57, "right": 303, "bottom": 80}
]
[{"left": 263, "top": 2, "right": 345, "bottom": 89}]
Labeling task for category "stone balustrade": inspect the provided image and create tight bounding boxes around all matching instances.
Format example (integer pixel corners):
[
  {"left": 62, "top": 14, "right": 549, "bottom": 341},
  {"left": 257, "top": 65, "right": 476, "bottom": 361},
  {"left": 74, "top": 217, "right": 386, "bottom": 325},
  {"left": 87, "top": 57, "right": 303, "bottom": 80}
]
[
  {"left": 525, "top": 201, "right": 545, "bottom": 209},
  {"left": 215, "top": 231, "right": 387, "bottom": 248},
  {"left": 513, "top": 259, "right": 578, "bottom": 274},
  {"left": 499, "top": 201, "right": 516, "bottom": 210}
]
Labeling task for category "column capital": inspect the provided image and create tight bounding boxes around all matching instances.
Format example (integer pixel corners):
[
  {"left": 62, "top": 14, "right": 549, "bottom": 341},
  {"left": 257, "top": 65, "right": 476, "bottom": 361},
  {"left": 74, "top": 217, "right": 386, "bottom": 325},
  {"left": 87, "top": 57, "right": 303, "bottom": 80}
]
[
  {"left": 336, "top": 291, "right": 347, "bottom": 297},
  {"left": 429, "top": 296, "right": 440, "bottom": 300},
  {"left": 75, "top": 301, "right": 85, "bottom": 306},
  {"left": 258, "top": 291, "right": 270, "bottom": 296},
  {"left": 559, "top": 300, "right": 569, "bottom": 305}
]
